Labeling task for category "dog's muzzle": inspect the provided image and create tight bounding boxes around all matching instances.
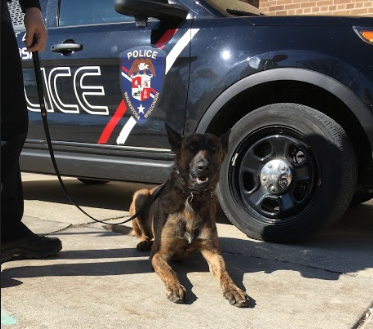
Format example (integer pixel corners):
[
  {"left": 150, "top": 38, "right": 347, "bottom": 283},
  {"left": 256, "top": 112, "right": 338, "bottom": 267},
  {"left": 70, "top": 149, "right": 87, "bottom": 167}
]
[{"left": 190, "top": 158, "right": 211, "bottom": 185}]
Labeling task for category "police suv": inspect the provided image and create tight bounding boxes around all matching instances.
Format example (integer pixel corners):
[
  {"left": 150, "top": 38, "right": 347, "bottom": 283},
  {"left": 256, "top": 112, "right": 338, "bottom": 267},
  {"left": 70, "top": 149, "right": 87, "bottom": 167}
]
[{"left": 10, "top": 0, "right": 373, "bottom": 243}]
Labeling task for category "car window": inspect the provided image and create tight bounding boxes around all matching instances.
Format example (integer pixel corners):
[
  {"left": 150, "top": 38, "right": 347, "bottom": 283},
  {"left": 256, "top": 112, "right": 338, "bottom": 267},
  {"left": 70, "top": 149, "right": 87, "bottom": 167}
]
[{"left": 59, "top": 0, "right": 133, "bottom": 27}]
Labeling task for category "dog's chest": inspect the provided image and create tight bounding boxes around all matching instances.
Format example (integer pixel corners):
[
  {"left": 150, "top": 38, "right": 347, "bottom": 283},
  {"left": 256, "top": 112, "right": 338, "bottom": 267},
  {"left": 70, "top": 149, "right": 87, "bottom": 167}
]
[
  {"left": 158, "top": 190, "right": 217, "bottom": 256},
  {"left": 166, "top": 211, "right": 214, "bottom": 245},
  {"left": 171, "top": 222, "right": 210, "bottom": 260},
  {"left": 177, "top": 218, "right": 200, "bottom": 244}
]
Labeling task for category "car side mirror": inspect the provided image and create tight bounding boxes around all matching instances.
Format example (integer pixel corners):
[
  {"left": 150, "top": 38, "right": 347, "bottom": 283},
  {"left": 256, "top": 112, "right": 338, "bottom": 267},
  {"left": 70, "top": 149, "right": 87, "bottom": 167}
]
[{"left": 115, "top": 0, "right": 188, "bottom": 27}]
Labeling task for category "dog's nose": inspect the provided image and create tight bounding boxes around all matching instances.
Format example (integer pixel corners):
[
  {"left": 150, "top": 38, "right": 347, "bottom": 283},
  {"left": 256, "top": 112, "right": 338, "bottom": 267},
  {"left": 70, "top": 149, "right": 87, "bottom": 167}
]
[{"left": 197, "top": 160, "right": 210, "bottom": 173}]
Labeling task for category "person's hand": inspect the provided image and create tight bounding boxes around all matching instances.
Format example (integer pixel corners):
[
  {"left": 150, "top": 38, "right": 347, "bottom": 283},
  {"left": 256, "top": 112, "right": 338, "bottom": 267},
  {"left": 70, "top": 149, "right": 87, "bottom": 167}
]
[{"left": 23, "top": 7, "right": 47, "bottom": 52}]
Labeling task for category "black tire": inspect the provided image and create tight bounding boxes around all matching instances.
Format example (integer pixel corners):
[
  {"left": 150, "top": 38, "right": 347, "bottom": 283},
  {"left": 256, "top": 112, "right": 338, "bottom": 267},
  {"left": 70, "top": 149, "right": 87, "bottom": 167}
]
[
  {"left": 217, "top": 103, "right": 357, "bottom": 243},
  {"left": 77, "top": 178, "right": 110, "bottom": 185}
]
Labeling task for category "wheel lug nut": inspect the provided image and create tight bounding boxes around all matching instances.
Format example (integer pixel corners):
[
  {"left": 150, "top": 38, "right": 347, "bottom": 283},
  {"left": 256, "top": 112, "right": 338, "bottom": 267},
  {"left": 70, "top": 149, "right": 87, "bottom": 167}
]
[
  {"left": 270, "top": 186, "right": 276, "bottom": 192},
  {"left": 262, "top": 175, "right": 267, "bottom": 181},
  {"left": 279, "top": 178, "right": 288, "bottom": 187}
]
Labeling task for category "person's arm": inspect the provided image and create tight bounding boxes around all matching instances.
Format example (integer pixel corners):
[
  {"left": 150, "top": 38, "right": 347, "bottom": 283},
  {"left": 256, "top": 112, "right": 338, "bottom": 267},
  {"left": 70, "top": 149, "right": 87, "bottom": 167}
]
[{"left": 20, "top": 0, "right": 47, "bottom": 53}]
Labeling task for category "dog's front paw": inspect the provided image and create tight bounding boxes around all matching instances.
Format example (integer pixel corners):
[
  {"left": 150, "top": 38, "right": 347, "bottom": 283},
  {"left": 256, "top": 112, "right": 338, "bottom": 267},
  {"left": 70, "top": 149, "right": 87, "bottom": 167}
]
[
  {"left": 223, "top": 287, "right": 250, "bottom": 308},
  {"left": 166, "top": 283, "right": 187, "bottom": 304}
]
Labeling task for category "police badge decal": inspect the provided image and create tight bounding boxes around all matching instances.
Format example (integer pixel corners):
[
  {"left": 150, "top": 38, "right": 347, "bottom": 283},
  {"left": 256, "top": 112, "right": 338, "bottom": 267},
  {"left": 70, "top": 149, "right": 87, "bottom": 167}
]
[{"left": 120, "top": 46, "right": 166, "bottom": 123}]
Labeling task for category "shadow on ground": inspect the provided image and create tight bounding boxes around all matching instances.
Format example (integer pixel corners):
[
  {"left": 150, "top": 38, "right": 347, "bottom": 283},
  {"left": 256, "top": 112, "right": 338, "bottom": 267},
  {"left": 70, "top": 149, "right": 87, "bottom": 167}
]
[
  {"left": 2, "top": 202, "right": 372, "bottom": 287},
  {"left": 10, "top": 176, "right": 371, "bottom": 298}
]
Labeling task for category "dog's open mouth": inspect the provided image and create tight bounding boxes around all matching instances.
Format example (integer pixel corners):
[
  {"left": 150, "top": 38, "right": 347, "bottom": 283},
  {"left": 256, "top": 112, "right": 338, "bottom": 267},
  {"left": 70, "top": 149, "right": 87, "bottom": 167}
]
[
  {"left": 190, "top": 174, "right": 209, "bottom": 185},
  {"left": 196, "top": 176, "right": 208, "bottom": 184}
]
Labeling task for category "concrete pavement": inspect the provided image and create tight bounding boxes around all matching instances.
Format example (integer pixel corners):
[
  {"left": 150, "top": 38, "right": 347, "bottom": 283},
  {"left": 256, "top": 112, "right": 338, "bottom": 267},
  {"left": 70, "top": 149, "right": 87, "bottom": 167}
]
[{"left": 1, "top": 173, "right": 373, "bottom": 329}]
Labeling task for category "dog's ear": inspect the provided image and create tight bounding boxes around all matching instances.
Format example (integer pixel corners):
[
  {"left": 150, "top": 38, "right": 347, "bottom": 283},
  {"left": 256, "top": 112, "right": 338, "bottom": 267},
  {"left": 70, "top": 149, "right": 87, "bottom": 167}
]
[
  {"left": 220, "top": 129, "right": 231, "bottom": 154},
  {"left": 165, "top": 123, "right": 182, "bottom": 152}
]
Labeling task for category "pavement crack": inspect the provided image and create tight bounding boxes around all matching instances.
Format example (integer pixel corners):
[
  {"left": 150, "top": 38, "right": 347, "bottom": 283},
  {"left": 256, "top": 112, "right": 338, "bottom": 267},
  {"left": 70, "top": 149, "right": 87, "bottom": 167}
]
[
  {"left": 45, "top": 224, "right": 72, "bottom": 234},
  {"left": 351, "top": 302, "right": 373, "bottom": 329}
]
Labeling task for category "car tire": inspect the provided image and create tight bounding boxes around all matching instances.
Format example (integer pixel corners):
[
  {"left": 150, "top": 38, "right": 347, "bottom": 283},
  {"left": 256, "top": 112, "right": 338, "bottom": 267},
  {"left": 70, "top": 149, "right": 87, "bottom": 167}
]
[
  {"left": 77, "top": 178, "right": 110, "bottom": 185},
  {"left": 217, "top": 103, "right": 357, "bottom": 243}
]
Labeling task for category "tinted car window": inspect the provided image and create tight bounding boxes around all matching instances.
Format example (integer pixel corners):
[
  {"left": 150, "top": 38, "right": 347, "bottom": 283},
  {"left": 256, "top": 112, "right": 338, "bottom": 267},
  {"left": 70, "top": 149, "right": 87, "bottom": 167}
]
[{"left": 59, "top": 0, "right": 133, "bottom": 26}]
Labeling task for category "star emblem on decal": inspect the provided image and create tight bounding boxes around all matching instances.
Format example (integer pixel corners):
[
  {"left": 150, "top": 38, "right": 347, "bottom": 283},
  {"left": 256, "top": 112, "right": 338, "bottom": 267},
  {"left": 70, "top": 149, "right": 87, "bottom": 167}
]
[{"left": 137, "top": 104, "right": 145, "bottom": 114}]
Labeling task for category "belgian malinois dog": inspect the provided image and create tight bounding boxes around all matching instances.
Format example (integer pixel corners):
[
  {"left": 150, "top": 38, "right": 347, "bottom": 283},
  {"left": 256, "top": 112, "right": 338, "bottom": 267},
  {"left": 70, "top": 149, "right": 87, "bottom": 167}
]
[{"left": 129, "top": 124, "right": 249, "bottom": 307}]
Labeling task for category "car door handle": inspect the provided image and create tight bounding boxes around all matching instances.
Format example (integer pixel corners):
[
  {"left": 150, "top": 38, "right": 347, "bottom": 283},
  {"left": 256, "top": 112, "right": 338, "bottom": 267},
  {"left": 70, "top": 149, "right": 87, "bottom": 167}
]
[{"left": 51, "top": 43, "right": 83, "bottom": 54}]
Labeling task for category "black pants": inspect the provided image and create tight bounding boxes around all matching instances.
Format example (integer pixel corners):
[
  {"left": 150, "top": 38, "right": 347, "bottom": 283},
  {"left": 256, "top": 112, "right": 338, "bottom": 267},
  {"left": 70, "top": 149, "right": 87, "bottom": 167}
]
[{"left": 1, "top": 1, "right": 33, "bottom": 242}]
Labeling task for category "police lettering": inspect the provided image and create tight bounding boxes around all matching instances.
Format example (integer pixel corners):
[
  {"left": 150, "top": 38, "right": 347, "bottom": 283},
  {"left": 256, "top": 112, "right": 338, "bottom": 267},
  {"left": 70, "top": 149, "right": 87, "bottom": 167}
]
[
  {"left": 127, "top": 49, "right": 158, "bottom": 60},
  {"left": 17, "top": 32, "right": 33, "bottom": 60},
  {"left": 19, "top": 46, "right": 32, "bottom": 60},
  {"left": 24, "top": 66, "right": 109, "bottom": 116}
]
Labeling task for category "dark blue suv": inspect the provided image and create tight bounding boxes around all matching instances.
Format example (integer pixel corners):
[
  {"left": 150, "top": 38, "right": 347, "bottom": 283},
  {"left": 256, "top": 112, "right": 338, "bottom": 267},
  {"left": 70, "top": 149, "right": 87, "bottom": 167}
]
[{"left": 10, "top": 0, "right": 373, "bottom": 243}]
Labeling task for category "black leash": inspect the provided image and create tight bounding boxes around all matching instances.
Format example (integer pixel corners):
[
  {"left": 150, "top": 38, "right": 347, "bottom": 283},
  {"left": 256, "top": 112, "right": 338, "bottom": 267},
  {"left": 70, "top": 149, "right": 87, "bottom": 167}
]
[{"left": 31, "top": 49, "right": 165, "bottom": 225}]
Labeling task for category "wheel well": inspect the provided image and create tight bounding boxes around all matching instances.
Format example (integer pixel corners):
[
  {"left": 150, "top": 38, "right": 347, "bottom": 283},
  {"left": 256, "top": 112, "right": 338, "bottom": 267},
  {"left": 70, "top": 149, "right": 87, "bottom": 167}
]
[{"left": 205, "top": 80, "right": 371, "bottom": 181}]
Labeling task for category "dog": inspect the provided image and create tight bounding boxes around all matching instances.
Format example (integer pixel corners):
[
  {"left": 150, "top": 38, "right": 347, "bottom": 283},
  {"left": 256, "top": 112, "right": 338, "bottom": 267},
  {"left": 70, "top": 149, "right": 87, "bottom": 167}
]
[{"left": 129, "top": 124, "right": 249, "bottom": 307}]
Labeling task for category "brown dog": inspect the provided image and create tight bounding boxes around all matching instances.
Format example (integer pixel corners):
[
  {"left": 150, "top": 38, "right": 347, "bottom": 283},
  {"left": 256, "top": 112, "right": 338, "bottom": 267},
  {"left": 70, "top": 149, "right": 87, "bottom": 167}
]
[{"left": 129, "top": 124, "right": 249, "bottom": 307}]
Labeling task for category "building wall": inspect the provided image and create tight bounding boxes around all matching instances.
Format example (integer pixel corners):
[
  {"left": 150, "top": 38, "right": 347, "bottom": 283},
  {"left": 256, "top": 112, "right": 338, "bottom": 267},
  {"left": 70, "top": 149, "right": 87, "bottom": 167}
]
[{"left": 247, "top": 0, "right": 373, "bottom": 16}]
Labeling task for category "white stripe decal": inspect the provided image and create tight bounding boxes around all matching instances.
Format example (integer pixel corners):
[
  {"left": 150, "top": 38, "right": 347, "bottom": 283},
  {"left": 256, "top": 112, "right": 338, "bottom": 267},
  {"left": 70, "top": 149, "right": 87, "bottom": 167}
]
[
  {"left": 165, "top": 28, "right": 199, "bottom": 74},
  {"left": 116, "top": 28, "right": 199, "bottom": 145},
  {"left": 116, "top": 116, "right": 137, "bottom": 145},
  {"left": 121, "top": 71, "right": 132, "bottom": 83}
]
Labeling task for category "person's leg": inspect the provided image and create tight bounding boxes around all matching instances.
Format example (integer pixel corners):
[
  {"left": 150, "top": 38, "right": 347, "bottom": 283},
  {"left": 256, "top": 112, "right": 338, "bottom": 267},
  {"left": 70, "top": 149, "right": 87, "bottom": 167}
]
[
  {"left": 1, "top": 2, "right": 61, "bottom": 262},
  {"left": 1, "top": 140, "right": 33, "bottom": 242},
  {"left": 1, "top": 1, "right": 32, "bottom": 241}
]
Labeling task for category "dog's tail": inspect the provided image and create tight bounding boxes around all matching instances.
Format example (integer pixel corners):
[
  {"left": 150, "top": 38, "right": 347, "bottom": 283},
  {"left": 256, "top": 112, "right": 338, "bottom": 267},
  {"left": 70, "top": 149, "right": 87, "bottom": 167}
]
[{"left": 103, "top": 224, "right": 135, "bottom": 236}]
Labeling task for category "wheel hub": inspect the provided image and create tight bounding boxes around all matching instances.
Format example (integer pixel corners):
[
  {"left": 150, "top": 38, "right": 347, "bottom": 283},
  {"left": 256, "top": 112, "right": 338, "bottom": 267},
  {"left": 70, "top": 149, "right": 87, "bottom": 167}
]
[{"left": 260, "top": 159, "right": 292, "bottom": 195}]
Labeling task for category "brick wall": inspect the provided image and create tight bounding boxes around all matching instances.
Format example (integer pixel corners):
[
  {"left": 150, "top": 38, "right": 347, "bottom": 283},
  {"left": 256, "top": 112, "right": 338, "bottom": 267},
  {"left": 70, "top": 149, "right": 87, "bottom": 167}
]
[{"left": 246, "top": 0, "right": 373, "bottom": 16}]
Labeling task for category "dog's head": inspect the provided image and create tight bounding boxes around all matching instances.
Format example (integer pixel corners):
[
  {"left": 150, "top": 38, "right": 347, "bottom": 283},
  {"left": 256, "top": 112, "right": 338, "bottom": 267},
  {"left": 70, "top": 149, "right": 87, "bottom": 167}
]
[{"left": 166, "top": 124, "right": 230, "bottom": 191}]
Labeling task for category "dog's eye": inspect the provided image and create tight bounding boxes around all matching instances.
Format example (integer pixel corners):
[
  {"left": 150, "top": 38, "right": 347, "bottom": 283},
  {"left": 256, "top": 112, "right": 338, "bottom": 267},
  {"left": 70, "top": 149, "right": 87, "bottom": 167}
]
[{"left": 188, "top": 144, "right": 197, "bottom": 151}]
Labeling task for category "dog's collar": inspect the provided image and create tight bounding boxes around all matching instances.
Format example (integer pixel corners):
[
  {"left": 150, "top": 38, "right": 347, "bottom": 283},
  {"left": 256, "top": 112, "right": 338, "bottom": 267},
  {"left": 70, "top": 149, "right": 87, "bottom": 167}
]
[{"left": 173, "top": 170, "right": 215, "bottom": 198}]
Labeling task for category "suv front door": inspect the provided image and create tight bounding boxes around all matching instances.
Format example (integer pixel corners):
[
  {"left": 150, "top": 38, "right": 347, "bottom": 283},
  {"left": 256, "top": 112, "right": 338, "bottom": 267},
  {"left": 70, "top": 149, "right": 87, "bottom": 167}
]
[{"left": 18, "top": 0, "right": 195, "bottom": 182}]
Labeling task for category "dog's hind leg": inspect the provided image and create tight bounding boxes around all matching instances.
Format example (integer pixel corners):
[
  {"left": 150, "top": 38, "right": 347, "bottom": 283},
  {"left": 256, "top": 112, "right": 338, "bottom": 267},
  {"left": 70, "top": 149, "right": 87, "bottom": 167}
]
[
  {"left": 201, "top": 247, "right": 250, "bottom": 307},
  {"left": 130, "top": 189, "right": 154, "bottom": 251}
]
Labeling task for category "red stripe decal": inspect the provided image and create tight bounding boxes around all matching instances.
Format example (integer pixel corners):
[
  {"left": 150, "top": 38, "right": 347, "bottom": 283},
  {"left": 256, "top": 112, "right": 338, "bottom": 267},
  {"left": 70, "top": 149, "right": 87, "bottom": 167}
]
[
  {"left": 97, "top": 100, "right": 127, "bottom": 144},
  {"left": 155, "top": 29, "right": 178, "bottom": 49}
]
